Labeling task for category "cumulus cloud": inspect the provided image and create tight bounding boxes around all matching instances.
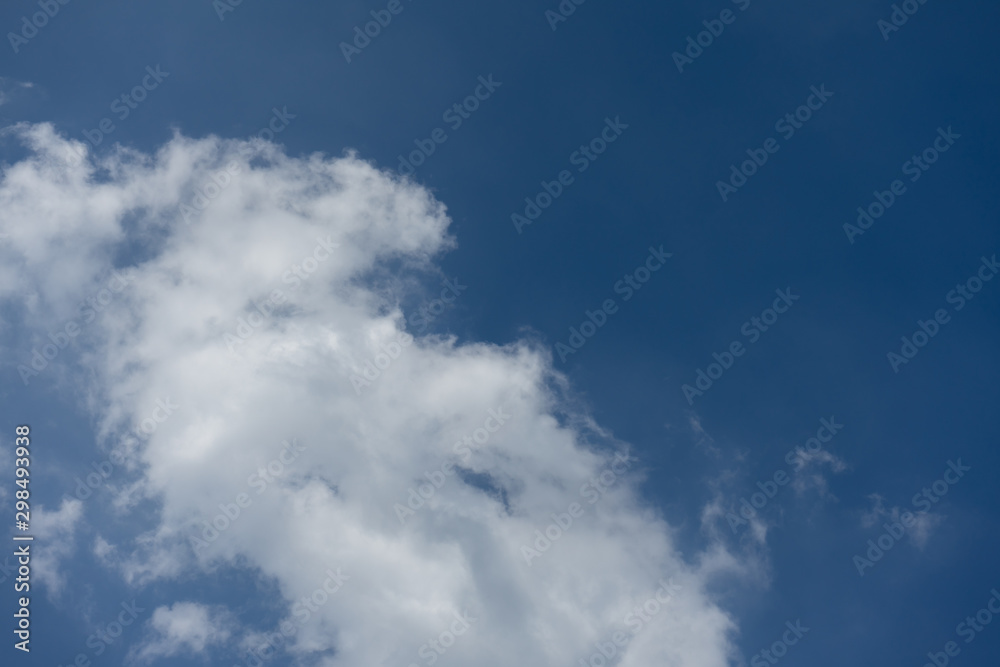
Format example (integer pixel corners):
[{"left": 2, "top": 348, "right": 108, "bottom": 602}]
[
  {"left": 0, "top": 123, "right": 743, "bottom": 666},
  {"left": 128, "top": 601, "right": 234, "bottom": 664}
]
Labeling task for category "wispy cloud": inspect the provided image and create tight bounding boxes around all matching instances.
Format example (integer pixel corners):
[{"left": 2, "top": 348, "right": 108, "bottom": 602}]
[{"left": 0, "top": 77, "right": 34, "bottom": 107}]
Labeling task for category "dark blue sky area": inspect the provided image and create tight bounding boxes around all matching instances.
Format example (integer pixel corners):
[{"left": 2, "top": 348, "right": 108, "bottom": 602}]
[{"left": 1, "top": 0, "right": 998, "bottom": 665}]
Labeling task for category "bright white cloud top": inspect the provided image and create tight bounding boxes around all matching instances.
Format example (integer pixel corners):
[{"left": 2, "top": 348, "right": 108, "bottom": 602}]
[{"left": 0, "top": 123, "right": 741, "bottom": 667}]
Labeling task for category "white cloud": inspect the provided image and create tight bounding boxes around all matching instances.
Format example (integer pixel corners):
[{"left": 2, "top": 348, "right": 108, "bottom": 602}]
[
  {"left": 698, "top": 421, "right": 848, "bottom": 553},
  {"left": 0, "top": 123, "right": 743, "bottom": 667},
  {"left": 0, "top": 77, "right": 34, "bottom": 107},
  {"left": 861, "top": 493, "right": 943, "bottom": 549},
  {"left": 128, "top": 601, "right": 234, "bottom": 664},
  {"left": 789, "top": 444, "right": 848, "bottom": 500},
  {"left": 688, "top": 413, "right": 721, "bottom": 457},
  {"left": 30, "top": 498, "right": 83, "bottom": 597}
]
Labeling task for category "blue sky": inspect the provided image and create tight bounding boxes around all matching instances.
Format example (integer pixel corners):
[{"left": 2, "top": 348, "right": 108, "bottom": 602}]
[{"left": 1, "top": 0, "right": 998, "bottom": 666}]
